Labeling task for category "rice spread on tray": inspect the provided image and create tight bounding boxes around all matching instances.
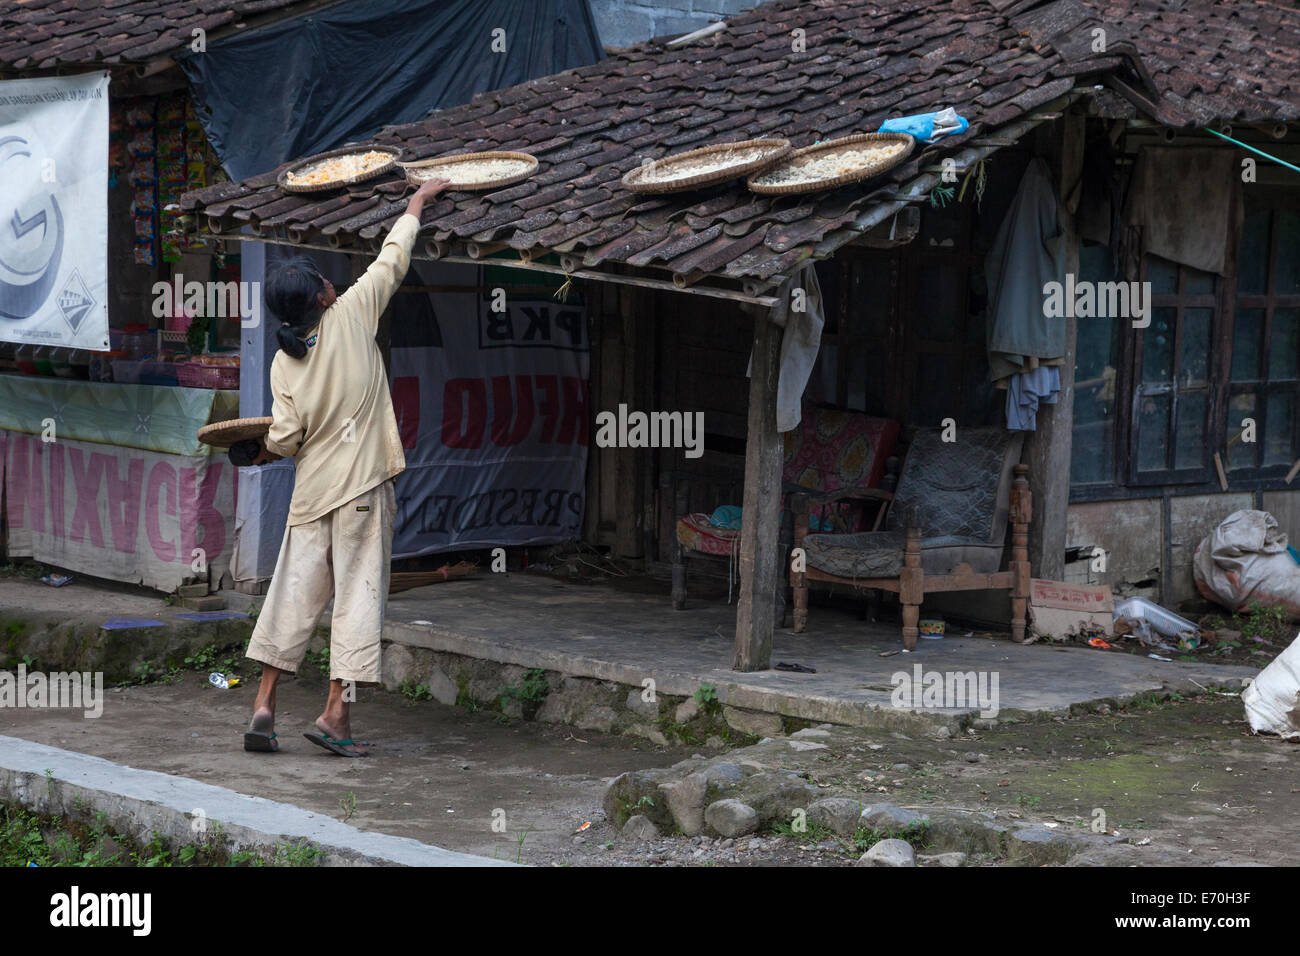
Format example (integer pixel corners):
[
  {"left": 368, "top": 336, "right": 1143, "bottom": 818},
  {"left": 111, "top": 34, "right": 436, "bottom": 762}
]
[
  {"left": 640, "top": 147, "right": 772, "bottom": 183},
  {"left": 409, "top": 158, "right": 532, "bottom": 185},
  {"left": 285, "top": 150, "right": 392, "bottom": 186},
  {"left": 753, "top": 141, "right": 908, "bottom": 186}
]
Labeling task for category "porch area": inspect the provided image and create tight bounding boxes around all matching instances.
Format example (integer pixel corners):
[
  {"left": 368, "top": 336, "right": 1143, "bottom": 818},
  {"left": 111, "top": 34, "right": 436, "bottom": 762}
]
[{"left": 380, "top": 571, "right": 1257, "bottom": 731}]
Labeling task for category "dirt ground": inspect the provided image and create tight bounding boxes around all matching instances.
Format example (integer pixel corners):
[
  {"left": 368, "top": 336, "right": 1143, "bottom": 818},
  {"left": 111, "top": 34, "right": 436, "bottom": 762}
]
[{"left": 1, "top": 660, "right": 1295, "bottom": 866}]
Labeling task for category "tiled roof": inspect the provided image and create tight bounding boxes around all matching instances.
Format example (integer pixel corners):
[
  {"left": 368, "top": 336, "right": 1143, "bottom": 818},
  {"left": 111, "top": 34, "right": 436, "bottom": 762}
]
[
  {"left": 1083, "top": 0, "right": 1300, "bottom": 126},
  {"left": 0, "top": 0, "right": 318, "bottom": 70},
  {"left": 181, "top": 0, "right": 1298, "bottom": 288}
]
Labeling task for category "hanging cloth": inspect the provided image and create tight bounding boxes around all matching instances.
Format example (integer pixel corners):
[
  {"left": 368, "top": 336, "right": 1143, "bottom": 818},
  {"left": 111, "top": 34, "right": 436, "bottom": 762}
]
[{"left": 985, "top": 157, "right": 1067, "bottom": 385}]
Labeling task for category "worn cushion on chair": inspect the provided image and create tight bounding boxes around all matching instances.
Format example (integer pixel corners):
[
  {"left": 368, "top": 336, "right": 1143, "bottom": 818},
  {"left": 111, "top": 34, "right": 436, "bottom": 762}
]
[
  {"left": 802, "top": 427, "right": 1023, "bottom": 579},
  {"left": 885, "top": 426, "right": 1024, "bottom": 544},
  {"left": 676, "top": 513, "right": 740, "bottom": 557},
  {"left": 783, "top": 403, "right": 900, "bottom": 495},
  {"left": 803, "top": 530, "right": 1005, "bottom": 578}
]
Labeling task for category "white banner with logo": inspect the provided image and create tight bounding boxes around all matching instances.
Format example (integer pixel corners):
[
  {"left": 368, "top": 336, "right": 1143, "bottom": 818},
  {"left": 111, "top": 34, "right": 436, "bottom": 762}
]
[
  {"left": 388, "top": 279, "right": 589, "bottom": 557},
  {"left": 0, "top": 72, "right": 110, "bottom": 350}
]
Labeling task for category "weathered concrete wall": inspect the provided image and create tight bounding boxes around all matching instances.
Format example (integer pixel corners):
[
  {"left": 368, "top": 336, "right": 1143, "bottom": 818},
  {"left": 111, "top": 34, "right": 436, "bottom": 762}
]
[
  {"left": 587, "top": 0, "right": 759, "bottom": 48},
  {"left": 1262, "top": 490, "right": 1300, "bottom": 544},
  {"left": 1067, "top": 490, "right": 1300, "bottom": 609},
  {"left": 1066, "top": 499, "right": 1162, "bottom": 595}
]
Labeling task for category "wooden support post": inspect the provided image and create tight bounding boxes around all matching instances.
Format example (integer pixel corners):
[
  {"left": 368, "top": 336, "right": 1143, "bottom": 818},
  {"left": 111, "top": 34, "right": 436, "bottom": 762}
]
[
  {"left": 791, "top": 493, "right": 809, "bottom": 633},
  {"left": 1026, "top": 112, "right": 1084, "bottom": 582},
  {"left": 1009, "top": 463, "right": 1033, "bottom": 643},
  {"left": 733, "top": 309, "right": 783, "bottom": 671},
  {"left": 615, "top": 287, "right": 644, "bottom": 561},
  {"left": 899, "top": 523, "right": 923, "bottom": 650},
  {"left": 671, "top": 484, "right": 689, "bottom": 610}
]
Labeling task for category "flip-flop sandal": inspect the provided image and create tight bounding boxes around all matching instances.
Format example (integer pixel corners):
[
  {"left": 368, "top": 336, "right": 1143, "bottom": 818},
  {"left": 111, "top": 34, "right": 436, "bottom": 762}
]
[
  {"left": 775, "top": 661, "right": 818, "bottom": 673},
  {"left": 303, "top": 731, "right": 367, "bottom": 757},
  {"left": 244, "top": 730, "right": 278, "bottom": 753}
]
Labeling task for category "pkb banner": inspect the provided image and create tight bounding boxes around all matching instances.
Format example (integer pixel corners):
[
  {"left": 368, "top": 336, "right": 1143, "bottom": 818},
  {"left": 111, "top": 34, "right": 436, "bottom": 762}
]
[
  {"left": 388, "top": 285, "right": 589, "bottom": 558},
  {"left": 0, "top": 72, "right": 110, "bottom": 351}
]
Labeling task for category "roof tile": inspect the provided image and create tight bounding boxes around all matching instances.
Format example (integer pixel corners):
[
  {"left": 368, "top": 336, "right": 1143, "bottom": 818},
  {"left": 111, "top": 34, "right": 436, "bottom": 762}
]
[{"left": 181, "top": 0, "right": 1300, "bottom": 285}]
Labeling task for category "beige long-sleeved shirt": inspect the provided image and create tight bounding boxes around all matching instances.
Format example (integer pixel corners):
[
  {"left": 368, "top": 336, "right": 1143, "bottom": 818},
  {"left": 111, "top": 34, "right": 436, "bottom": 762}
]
[{"left": 263, "top": 213, "right": 418, "bottom": 525}]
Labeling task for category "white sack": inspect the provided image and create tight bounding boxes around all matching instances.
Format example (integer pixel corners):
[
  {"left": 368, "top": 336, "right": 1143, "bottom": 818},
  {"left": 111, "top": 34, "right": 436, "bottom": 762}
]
[
  {"left": 1241, "top": 632, "right": 1300, "bottom": 739},
  {"left": 1192, "top": 510, "right": 1300, "bottom": 618}
]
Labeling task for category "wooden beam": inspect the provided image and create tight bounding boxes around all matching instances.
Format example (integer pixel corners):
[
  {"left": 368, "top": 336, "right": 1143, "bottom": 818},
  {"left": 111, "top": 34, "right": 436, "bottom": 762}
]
[
  {"left": 1026, "top": 112, "right": 1085, "bottom": 582},
  {"left": 615, "top": 285, "right": 644, "bottom": 561},
  {"left": 733, "top": 306, "right": 783, "bottom": 671}
]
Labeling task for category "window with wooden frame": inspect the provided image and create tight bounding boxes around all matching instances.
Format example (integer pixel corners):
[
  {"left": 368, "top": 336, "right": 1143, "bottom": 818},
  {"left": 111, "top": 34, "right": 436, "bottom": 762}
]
[
  {"left": 1072, "top": 185, "right": 1300, "bottom": 496},
  {"left": 1223, "top": 189, "right": 1300, "bottom": 475},
  {"left": 1126, "top": 253, "right": 1219, "bottom": 486}
]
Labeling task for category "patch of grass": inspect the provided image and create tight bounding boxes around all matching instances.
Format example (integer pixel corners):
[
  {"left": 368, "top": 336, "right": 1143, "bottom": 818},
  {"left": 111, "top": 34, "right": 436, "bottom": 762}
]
[
  {"left": 771, "top": 819, "right": 838, "bottom": 843},
  {"left": 499, "top": 668, "right": 549, "bottom": 718},
  {"left": 694, "top": 682, "right": 720, "bottom": 715},
  {"left": 1124, "top": 690, "right": 1183, "bottom": 712},
  {"left": 1, "top": 561, "right": 51, "bottom": 580},
  {"left": 275, "top": 838, "right": 324, "bottom": 867},
  {"left": 851, "top": 819, "right": 932, "bottom": 854},
  {"left": 304, "top": 645, "right": 330, "bottom": 677},
  {"left": 1241, "top": 601, "right": 1289, "bottom": 644},
  {"left": 184, "top": 645, "right": 218, "bottom": 670},
  {"left": 0, "top": 806, "right": 50, "bottom": 867},
  {"left": 2, "top": 801, "right": 325, "bottom": 868},
  {"left": 121, "top": 659, "right": 180, "bottom": 686},
  {"left": 399, "top": 679, "right": 434, "bottom": 702},
  {"left": 515, "top": 824, "right": 534, "bottom": 865},
  {"left": 499, "top": 668, "right": 549, "bottom": 704},
  {"left": 338, "top": 792, "right": 357, "bottom": 823}
]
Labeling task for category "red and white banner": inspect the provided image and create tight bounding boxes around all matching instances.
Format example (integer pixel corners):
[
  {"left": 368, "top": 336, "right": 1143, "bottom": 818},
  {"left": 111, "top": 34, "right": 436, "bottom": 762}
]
[
  {"left": 1, "top": 430, "right": 236, "bottom": 591},
  {"left": 387, "top": 288, "right": 589, "bottom": 557}
]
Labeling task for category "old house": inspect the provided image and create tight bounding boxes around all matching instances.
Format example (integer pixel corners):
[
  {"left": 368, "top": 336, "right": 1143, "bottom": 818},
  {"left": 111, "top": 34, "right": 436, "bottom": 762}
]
[{"left": 180, "top": 0, "right": 1300, "bottom": 669}]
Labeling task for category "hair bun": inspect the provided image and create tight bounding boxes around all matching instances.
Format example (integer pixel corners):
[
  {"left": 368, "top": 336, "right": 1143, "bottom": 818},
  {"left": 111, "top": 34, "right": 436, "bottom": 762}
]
[{"left": 276, "top": 323, "right": 308, "bottom": 359}]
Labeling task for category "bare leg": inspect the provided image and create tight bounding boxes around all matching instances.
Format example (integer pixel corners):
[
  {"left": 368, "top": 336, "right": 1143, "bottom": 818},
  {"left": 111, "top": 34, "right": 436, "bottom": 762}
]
[
  {"left": 315, "top": 679, "right": 367, "bottom": 756},
  {"left": 247, "top": 665, "right": 282, "bottom": 751}
]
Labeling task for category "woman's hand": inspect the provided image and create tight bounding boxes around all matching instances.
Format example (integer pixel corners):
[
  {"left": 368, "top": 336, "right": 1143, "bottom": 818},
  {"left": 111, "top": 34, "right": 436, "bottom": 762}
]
[
  {"left": 406, "top": 178, "right": 450, "bottom": 219},
  {"left": 252, "top": 442, "right": 283, "bottom": 466},
  {"left": 227, "top": 438, "right": 283, "bottom": 467}
]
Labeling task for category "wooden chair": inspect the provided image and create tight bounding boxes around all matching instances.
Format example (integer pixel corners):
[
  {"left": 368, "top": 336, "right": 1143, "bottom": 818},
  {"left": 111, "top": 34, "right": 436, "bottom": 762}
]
[
  {"left": 669, "top": 405, "right": 900, "bottom": 614},
  {"left": 791, "top": 427, "right": 1031, "bottom": 649}
]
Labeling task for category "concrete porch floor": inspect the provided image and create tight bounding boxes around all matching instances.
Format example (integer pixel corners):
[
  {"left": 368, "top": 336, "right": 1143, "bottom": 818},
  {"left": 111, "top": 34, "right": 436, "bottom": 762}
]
[{"left": 383, "top": 572, "right": 1259, "bottom": 729}]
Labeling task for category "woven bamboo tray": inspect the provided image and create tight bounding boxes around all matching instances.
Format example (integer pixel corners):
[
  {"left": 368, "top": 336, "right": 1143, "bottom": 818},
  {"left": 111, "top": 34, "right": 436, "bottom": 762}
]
[
  {"left": 197, "top": 416, "right": 273, "bottom": 448},
  {"left": 277, "top": 146, "right": 403, "bottom": 194},
  {"left": 746, "top": 133, "right": 915, "bottom": 195},
  {"left": 622, "top": 138, "right": 791, "bottom": 194},
  {"left": 399, "top": 151, "right": 539, "bottom": 191}
]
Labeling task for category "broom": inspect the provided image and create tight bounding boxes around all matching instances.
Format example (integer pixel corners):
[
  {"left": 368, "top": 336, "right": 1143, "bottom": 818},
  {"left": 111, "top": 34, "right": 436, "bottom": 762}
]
[{"left": 389, "top": 561, "right": 480, "bottom": 594}]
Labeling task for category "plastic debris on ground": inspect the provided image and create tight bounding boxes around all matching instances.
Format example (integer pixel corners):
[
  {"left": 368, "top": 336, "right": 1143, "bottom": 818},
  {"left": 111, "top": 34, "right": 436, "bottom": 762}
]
[{"left": 1113, "top": 596, "right": 1199, "bottom": 647}]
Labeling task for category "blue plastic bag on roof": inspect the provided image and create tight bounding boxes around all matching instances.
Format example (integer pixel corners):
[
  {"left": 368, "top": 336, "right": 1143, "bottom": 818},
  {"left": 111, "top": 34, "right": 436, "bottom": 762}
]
[{"left": 878, "top": 107, "right": 969, "bottom": 143}]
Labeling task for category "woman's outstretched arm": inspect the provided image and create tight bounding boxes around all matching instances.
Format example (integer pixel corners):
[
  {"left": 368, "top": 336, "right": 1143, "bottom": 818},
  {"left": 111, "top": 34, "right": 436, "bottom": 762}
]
[{"left": 333, "top": 177, "right": 450, "bottom": 333}]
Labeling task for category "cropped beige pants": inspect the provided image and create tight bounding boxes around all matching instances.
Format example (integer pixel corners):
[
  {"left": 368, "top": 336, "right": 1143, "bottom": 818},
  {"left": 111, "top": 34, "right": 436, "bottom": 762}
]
[{"left": 246, "top": 480, "right": 395, "bottom": 684}]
